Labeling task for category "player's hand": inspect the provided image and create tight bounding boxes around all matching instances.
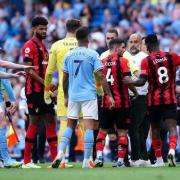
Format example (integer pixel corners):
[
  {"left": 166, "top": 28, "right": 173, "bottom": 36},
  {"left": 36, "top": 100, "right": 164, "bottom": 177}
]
[
  {"left": 64, "top": 98, "right": 68, "bottom": 108},
  {"left": 49, "top": 84, "right": 58, "bottom": 92},
  {"left": 44, "top": 91, "right": 52, "bottom": 104},
  {"left": 15, "top": 71, "right": 26, "bottom": 76},
  {"left": 7, "top": 102, "right": 17, "bottom": 115},
  {"left": 109, "top": 96, "right": 115, "bottom": 110}
]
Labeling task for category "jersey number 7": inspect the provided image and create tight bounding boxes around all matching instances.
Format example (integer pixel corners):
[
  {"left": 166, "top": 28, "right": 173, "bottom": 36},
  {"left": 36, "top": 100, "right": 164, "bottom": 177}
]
[{"left": 74, "top": 60, "right": 83, "bottom": 78}]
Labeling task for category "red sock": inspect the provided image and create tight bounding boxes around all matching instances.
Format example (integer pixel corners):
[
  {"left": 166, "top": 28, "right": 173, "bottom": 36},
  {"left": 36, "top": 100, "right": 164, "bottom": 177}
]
[
  {"left": 24, "top": 124, "right": 37, "bottom": 164},
  {"left": 96, "top": 131, "right": 106, "bottom": 151},
  {"left": 118, "top": 135, "right": 128, "bottom": 159},
  {"left": 169, "top": 135, "right": 177, "bottom": 150},
  {"left": 152, "top": 139, "right": 162, "bottom": 158},
  {"left": 46, "top": 123, "right": 57, "bottom": 161}
]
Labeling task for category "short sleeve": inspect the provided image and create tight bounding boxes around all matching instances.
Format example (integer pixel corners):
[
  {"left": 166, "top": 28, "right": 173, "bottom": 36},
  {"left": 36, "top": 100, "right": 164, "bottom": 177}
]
[
  {"left": 140, "top": 57, "right": 148, "bottom": 76},
  {"left": 22, "top": 42, "right": 34, "bottom": 61},
  {"left": 94, "top": 53, "right": 103, "bottom": 72},
  {"left": 171, "top": 52, "right": 180, "bottom": 66},
  {"left": 120, "top": 58, "right": 131, "bottom": 76}
]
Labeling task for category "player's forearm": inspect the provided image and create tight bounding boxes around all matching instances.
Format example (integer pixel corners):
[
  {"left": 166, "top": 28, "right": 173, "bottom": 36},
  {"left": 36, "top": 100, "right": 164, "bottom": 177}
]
[
  {"left": 44, "top": 73, "right": 53, "bottom": 88},
  {"left": 63, "top": 81, "right": 68, "bottom": 99},
  {"left": 0, "top": 60, "right": 25, "bottom": 69},
  {"left": 99, "top": 75, "right": 113, "bottom": 98},
  {"left": 0, "top": 71, "right": 15, "bottom": 79},
  {"left": 132, "top": 78, "right": 146, "bottom": 87},
  {"left": 27, "top": 69, "right": 44, "bottom": 85},
  {"left": 63, "top": 75, "right": 69, "bottom": 99}
]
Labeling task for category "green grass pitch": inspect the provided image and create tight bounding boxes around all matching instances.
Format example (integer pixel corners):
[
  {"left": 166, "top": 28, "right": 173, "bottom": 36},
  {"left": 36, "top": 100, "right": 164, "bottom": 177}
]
[{"left": 0, "top": 163, "right": 180, "bottom": 180}]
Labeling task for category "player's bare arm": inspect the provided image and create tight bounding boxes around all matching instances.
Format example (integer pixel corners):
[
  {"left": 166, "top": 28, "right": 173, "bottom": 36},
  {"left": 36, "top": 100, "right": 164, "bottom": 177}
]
[
  {"left": 124, "top": 76, "right": 138, "bottom": 97},
  {"left": 0, "top": 71, "right": 23, "bottom": 79},
  {"left": 123, "top": 74, "right": 147, "bottom": 87},
  {"left": 24, "top": 60, "right": 44, "bottom": 85},
  {"left": 0, "top": 60, "right": 34, "bottom": 70},
  {"left": 96, "top": 69, "right": 115, "bottom": 108},
  {"left": 62, "top": 71, "right": 69, "bottom": 107}
]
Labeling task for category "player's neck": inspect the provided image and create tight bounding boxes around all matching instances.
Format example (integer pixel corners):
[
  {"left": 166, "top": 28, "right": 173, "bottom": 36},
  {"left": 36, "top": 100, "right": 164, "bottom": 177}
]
[
  {"left": 78, "top": 42, "right": 88, "bottom": 48},
  {"left": 149, "top": 47, "right": 160, "bottom": 53},
  {"left": 66, "top": 32, "right": 75, "bottom": 38},
  {"left": 33, "top": 35, "right": 43, "bottom": 42}
]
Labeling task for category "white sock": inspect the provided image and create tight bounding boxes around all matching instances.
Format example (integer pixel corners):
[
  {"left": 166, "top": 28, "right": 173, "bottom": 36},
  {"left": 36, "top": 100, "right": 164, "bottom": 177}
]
[
  {"left": 97, "top": 150, "right": 103, "bottom": 158},
  {"left": 169, "top": 149, "right": 175, "bottom": 155}
]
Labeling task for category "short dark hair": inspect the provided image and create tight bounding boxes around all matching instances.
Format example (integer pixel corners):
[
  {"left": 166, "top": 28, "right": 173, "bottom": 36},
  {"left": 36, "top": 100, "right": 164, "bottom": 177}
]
[
  {"left": 145, "top": 34, "right": 159, "bottom": 45},
  {"left": 107, "top": 28, "right": 118, "bottom": 37},
  {"left": 76, "top": 27, "right": 89, "bottom": 41},
  {"left": 109, "top": 38, "right": 125, "bottom": 50},
  {"left": 31, "top": 16, "right": 48, "bottom": 27},
  {"left": 66, "top": 19, "right": 81, "bottom": 33}
]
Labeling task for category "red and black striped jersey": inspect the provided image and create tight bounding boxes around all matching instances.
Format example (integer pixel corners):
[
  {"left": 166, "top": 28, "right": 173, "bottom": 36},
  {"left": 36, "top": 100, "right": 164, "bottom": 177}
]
[
  {"left": 141, "top": 50, "right": 180, "bottom": 106},
  {"left": 22, "top": 36, "right": 48, "bottom": 95},
  {"left": 101, "top": 53, "right": 131, "bottom": 109}
]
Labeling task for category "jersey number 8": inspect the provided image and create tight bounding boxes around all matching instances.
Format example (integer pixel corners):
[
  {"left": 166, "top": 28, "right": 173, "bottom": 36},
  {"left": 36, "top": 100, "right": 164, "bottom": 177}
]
[{"left": 157, "top": 66, "right": 169, "bottom": 84}]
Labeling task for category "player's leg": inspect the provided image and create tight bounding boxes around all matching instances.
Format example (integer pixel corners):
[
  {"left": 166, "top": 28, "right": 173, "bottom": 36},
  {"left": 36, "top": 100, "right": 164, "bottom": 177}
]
[
  {"left": 113, "top": 128, "right": 128, "bottom": 168},
  {"left": 146, "top": 106, "right": 164, "bottom": 167},
  {"left": 0, "top": 109, "right": 10, "bottom": 166},
  {"left": 165, "top": 119, "right": 177, "bottom": 167},
  {"left": 93, "top": 95, "right": 102, "bottom": 160},
  {"left": 95, "top": 108, "right": 113, "bottom": 167},
  {"left": 163, "top": 105, "right": 177, "bottom": 167},
  {"left": 0, "top": 103, "right": 21, "bottom": 168},
  {"left": 112, "top": 109, "right": 130, "bottom": 168},
  {"left": 52, "top": 118, "right": 77, "bottom": 168},
  {"left": 150, "top": 120, "right": 165, "bottom": 167},
  {"left": 51, "top": 101, "right": 79, "bottom": 168},
  {"left": 43, "top": 113, "right": 57, "bottom": 162},
  {"left": 22, "top": 114, "right": 41, "bottom": 168},
  {"left": 81, "top": 99, "right": 98, "bottom": 168}
]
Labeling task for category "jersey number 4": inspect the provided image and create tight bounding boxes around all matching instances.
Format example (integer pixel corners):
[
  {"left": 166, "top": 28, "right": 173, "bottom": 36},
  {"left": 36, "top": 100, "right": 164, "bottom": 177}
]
[
  {"left": 106, "top": 68, "right": 114, "bottom": 85},
  {"left": 157, "top": 66, "right": 169, "bottom": 84}
]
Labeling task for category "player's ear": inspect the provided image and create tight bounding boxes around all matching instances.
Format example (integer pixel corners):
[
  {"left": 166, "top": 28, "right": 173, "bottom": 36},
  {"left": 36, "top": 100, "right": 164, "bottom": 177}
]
[
  {"left": 31, "top": 27, "right": 36, "bottom": 34},
  {"left": 114, "top": 47, "right": 118, "bottom": 53}
]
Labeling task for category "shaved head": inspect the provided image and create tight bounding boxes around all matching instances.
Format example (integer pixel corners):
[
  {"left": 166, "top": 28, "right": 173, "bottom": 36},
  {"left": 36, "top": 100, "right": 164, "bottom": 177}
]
[{"left": 128, "top": 33, "right": 142, "bottom": 55}]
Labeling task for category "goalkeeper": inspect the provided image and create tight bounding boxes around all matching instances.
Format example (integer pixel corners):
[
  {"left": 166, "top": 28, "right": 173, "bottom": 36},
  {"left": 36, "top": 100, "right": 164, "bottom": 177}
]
[{"left": 44, "top": 19, "right": 81, "bottom": 168}]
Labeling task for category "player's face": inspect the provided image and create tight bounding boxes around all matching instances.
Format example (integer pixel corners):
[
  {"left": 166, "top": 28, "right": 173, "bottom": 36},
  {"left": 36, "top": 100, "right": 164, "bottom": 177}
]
[
  {"left": 141, "top": 39, "right": 148, "bottom": 54},
  {"left": 115, "top": 43, "right": 126, "bottom": 56},
  {"left": 33, "top": 25, "right": 47, "bottom": 40},
  {"left": 128, "top": 36, "right": 141, "bottom": 55},
  {"left": 106, "top": 32, "right": 117, "bottom": 48}
]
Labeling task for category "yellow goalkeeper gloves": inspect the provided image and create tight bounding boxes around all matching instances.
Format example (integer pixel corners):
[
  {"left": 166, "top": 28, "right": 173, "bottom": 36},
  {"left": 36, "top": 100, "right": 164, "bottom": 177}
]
[{"left": 44, "top": 86, "right": 53, "bottom": 104}]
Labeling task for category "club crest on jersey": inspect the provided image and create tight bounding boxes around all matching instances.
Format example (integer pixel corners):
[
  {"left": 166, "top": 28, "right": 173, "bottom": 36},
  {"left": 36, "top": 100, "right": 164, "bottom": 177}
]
[{"left": 25, "top": 48, "right": 30, "bottom": 53}]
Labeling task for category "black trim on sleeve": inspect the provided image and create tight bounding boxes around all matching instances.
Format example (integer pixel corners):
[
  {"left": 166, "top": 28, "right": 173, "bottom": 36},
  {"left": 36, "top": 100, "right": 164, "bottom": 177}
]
[
  {"left": 140, "top": 74, "right": 148, "bottom": 81},
  {"left": 23, "top": 57, "right": 33, "bottom": 62},
  {"left": 123, "top": 72, "right": 131, "bottom": 77}
]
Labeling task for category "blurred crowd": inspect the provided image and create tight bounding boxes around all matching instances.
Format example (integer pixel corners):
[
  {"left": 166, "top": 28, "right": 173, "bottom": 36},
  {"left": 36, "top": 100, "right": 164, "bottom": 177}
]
[{"left": 0, "top": 0, "right": 180, "bottom": 161}]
